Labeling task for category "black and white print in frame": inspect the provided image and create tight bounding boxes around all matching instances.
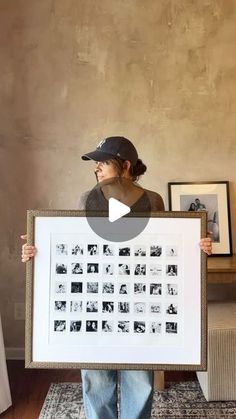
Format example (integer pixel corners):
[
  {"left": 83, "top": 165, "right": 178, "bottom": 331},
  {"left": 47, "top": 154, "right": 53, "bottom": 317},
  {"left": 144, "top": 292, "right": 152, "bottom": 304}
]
[
  {"left": 168, "top": 181, "right": 232, "bottom": 256},
  {"left": 25, "top": 210, "right": 207, "bottom": 370}
]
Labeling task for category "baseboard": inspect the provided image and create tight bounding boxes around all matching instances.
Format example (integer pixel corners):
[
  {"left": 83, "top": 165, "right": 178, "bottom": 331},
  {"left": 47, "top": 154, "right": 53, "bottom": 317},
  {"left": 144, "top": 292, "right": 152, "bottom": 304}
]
[{"left": 6, "top": 347, "right": 25, "bottom": 360}]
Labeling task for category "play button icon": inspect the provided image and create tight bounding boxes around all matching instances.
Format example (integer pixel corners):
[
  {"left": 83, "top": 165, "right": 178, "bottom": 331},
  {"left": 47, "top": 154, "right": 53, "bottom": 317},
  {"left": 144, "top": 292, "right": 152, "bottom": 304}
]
[
  {"left": 85, "top": 177, "right": 151, "bottom": 242},
  {"left": 109, "top": 198, "right": 130, "bottom": 222}
]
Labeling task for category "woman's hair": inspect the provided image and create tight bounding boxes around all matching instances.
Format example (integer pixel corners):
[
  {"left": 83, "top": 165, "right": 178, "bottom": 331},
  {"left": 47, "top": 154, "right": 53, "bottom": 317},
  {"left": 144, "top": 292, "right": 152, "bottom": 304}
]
[
  {"left": 131, "top": 158, "right": 147, "bottom": 180},
  {"left": 109, "top": 157, "right": 147, "bottom": 181}
]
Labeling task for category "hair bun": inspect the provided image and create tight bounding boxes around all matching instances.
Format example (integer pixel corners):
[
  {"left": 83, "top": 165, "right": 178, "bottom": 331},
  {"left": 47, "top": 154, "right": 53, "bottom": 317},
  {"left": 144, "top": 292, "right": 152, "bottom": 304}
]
[{"left": 132, "top": 158, "right": 147, "bottom": 179}]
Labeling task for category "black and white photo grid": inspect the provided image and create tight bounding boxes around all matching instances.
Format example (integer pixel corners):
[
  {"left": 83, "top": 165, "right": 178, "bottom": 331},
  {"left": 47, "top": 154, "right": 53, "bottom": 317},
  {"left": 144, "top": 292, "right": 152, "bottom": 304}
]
[{"left": 52, "top": 239, "right": 180, "bottom": 340}]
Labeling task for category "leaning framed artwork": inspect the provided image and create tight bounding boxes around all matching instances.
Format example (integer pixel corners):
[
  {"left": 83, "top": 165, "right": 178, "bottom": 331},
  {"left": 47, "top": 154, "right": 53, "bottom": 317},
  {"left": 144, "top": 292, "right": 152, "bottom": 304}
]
[
  {"left": 168, "top": 181, "right": 232, "bottom": 256},
  {"left": 25, "top": 210, "right": 207, "bottom": 370}
]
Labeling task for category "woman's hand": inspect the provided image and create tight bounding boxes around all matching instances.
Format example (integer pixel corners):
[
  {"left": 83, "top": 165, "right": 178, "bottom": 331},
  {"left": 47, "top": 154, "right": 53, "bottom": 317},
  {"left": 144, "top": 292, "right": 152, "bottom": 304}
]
[
  {"left": 199, "top": 237, "right": 212, "bottom": 256},
  {"left": 21, "top": 234, "right": 37, "bottom": 262}
]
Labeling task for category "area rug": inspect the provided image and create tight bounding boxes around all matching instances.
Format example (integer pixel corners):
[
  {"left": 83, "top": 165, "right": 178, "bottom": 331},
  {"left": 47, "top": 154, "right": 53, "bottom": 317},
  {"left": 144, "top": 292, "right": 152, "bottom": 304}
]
[{"left": 39, "top": 381, "right": 236, "bottom": 418}]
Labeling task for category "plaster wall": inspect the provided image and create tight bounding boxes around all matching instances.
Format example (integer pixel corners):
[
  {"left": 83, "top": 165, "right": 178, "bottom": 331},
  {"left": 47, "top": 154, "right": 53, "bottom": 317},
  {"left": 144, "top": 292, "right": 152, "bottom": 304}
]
[{"left": 0, "top": 0, "right": 236, "bottom": 349}]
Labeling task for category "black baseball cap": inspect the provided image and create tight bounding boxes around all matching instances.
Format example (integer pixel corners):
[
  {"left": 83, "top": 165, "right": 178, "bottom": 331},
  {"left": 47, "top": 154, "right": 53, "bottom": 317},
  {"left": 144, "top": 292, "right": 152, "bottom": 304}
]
[{"left": 81, "top": 136, "right": 138, "bottom": 166}]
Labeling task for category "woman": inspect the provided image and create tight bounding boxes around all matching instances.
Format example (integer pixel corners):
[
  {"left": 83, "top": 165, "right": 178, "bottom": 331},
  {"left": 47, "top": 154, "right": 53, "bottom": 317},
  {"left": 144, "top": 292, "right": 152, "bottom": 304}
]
[
  {"left": 188, "top": 202, "right": 196, "bottom": 211},
  {"left": 21, "top": 136, "right": 211, "bottom": 419}
]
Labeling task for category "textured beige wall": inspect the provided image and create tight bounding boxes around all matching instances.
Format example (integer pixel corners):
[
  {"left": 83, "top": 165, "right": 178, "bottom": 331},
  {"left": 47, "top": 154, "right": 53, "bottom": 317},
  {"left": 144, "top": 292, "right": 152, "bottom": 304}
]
[{"left": 1, "top": 0, "right": 236, "bottom": 349}]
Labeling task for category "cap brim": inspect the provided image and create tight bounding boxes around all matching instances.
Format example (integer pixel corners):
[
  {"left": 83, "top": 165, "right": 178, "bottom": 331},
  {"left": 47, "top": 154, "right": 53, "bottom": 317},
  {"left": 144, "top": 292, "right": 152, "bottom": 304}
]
[{"left": 81, "top": 150, "right": 115, "bottom": 162}]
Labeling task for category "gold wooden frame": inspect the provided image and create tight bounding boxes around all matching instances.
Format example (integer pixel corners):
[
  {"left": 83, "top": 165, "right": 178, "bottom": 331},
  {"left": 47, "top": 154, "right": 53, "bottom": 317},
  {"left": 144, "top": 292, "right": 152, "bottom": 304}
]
[{"left": 25, "top": 210, "right": 207, "bottom": 370}]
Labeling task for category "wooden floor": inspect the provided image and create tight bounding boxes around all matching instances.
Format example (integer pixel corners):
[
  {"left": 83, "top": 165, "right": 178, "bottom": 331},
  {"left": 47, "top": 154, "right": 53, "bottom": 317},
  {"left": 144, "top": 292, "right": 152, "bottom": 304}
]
[{"left": 1, "top": 361, "right": 196, "bottom": 419}]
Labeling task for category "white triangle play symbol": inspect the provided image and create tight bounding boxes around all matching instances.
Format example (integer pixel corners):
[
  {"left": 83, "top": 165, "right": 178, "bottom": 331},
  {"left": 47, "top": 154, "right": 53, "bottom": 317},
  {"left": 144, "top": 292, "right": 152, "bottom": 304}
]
[{"left": 109, "top": 198, "right": 131, "bottom": 223}]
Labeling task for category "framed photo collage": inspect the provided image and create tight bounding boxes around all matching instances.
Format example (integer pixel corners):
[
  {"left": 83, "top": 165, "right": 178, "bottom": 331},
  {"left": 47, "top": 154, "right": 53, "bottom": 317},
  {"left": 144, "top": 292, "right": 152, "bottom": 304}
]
[
  {"left": 53, "top": 240, "right": 180, "bottom": 338},
  {"left": 25, "top": 211, "right": 207, "bottom": 370}
]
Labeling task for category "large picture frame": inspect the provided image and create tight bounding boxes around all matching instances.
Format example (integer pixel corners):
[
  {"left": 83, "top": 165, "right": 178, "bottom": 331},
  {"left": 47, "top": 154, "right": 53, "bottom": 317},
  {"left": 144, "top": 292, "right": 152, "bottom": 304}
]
[
  {"left": 25, "top": 210, "right": 207, "bottom": 370},
  {"left": 168, "top": 181, "right": 232, "bottom": 256}
]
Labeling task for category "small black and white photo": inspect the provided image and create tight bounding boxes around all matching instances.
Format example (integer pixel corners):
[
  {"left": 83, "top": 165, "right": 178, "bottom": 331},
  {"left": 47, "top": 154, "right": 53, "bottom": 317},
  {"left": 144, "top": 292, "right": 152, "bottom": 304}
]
[
  {"left": 134, "top": 321, "right": 145, "bottom": 333},
  {"left": 56, "top": 243, "right": 68, "bottom": 256},
  {"left": 72, "top": 244, "right": 84, "bottom": 255},
  {"left": 103, "top": 263, "right": 114, "bottom": 275},
  {"left": 149, "top": 264, "right": 162, "bottom": 276},
  {"left": 119, "top": 246, "right": 131, "bottom": 256},
  {"left": 150, "top": 283, "right": 162, "bottom": 295},
  {"left": 70, "top": 320, "right": 82, "bottom": 332},
  {"left": 71, "top": 263, "right": 83, "bottom": 274},
  {"left": 134, "top": 283, "right": 146, "bottom": 294},
  {"left": 86, "top": 320, "right": 98, "bottom": 332},
  {"left": 87, "top": 282, "right": 99, "bottom": 293},
  {"left": 71, "top": 282, "right": 83, "bottom": 293},
  {"left": 134, "top": 264, "right": 146, "bottom": 275},
  {"left": 119, "top": 283, "right": 129, "bottom": 294},
  {"left": 166, "top": 322, "right": 178, "bottom": 334},
  {"left": 166, "top": 265, "right": 178, "bottom": 276},
  {"left": 55, "top": 281, "right": 66, "bottom": 293},
  {"left": 102, "top": 301, "right": 114, "bottom": 313},
  {"left": 87, "top": 244, "right": 99, "bottom": 256},
  {"left": 118, "top": 321, "right": 129, "bottom": 333},
  {"left": 133, "top": 302, "right": 146, "bottom": 314},
  {"left": 70, "top": 301, "right": 82, "bottom": 312},
  {"left": 166, "top": 284, "right": 178, "bottom": 296},
  {"left": 86, "top": 300, "right": 98, "bottom": 312},
  {"left": 166, "top": 303, "right": 178, "bottom": 314},
  {"left": 149, "top": 322, "right": 162, "bottom": 334},
  {"left": 54, "top": 301, "right": 66, "bottom": 312},
  {"left": 150, "top": 245, "right": 162, "bottom": 257},
  {"left": 150, "top": 303, "right": 161, "bottom": 314},
  {"left": 54, "top": 320, "right": 66, "bottom": 332},
  {"left": 134, "top": 245, "right": 146, "bottom": 256},
  {"left": 118, "top": 302, "right": 130, "bottom": 313},
  {"left": 102, "top": 282, "right": 114, "bottom": 294},
  {"left": 103, "top": 244, "right": 114, "bottom": 256},
  {"left": 87, "top": 263, "right": 99, "bottom": 274},
  {"left": 118, "top": 264, "right": 130, "bottom": 275},
  {"left": 102, "top": 320, "right": 113, "bottom": 332},
  {"left": 166, "top": 246, "right": 178, "bottom": 257},
  {"left": 56, "top": 263, "right": 67, "bottom": 274}
]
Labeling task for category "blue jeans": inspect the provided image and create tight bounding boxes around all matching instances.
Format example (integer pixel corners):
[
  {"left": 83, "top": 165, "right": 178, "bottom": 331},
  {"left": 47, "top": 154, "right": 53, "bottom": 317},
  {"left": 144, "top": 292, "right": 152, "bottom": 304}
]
[{"left": 81, "top": 369, "right": 153, "bottom": 419}]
